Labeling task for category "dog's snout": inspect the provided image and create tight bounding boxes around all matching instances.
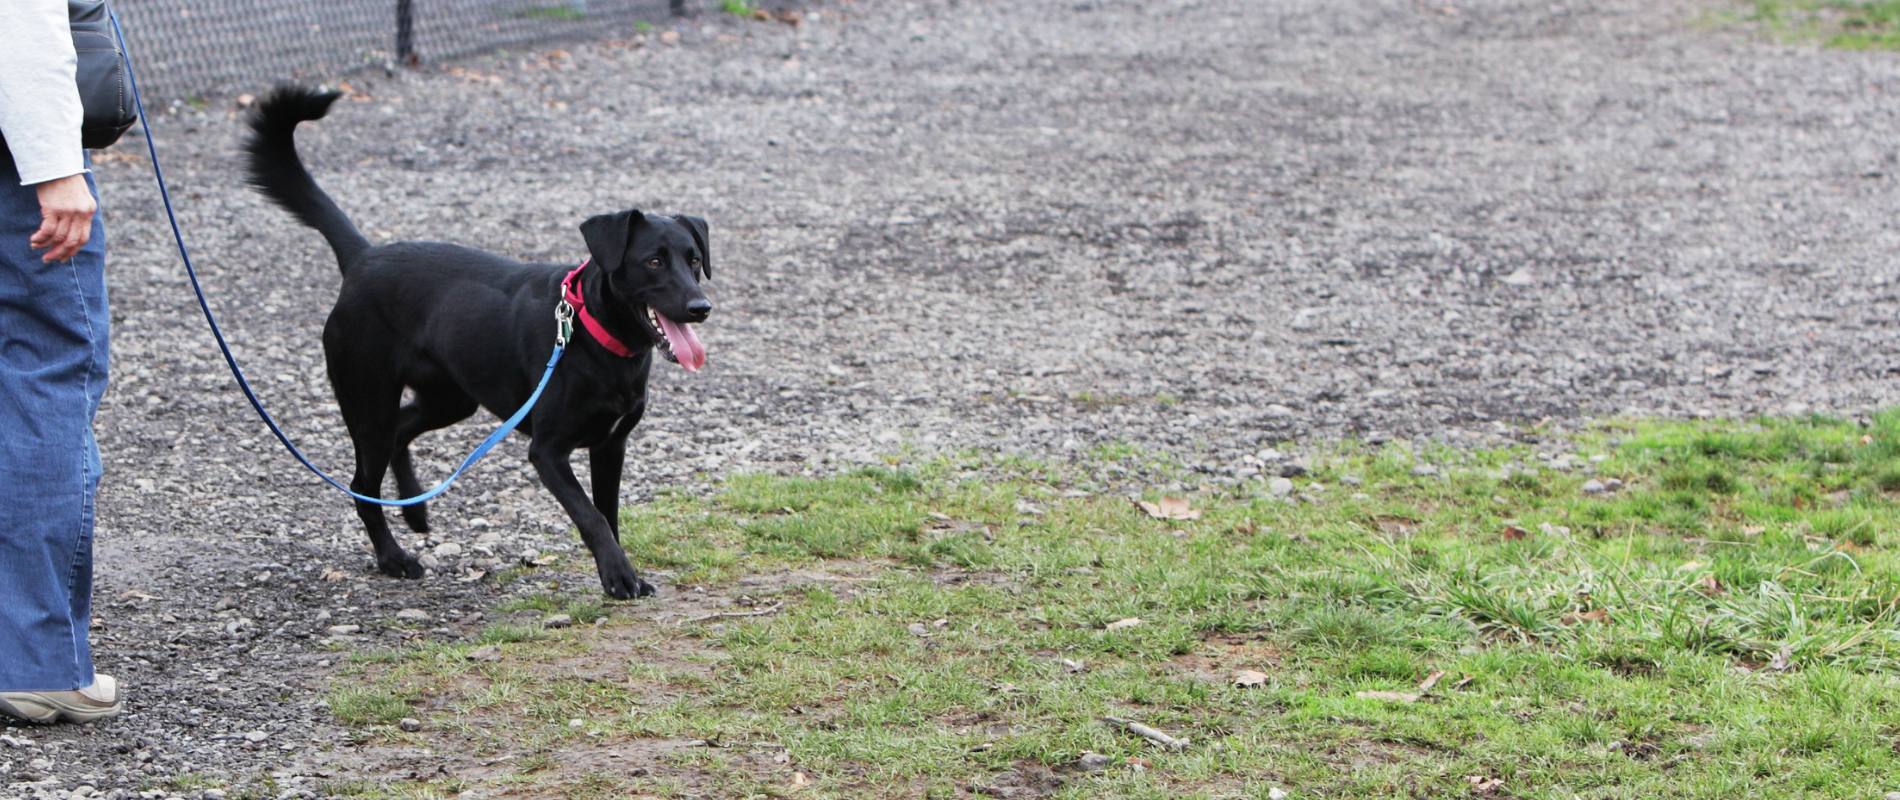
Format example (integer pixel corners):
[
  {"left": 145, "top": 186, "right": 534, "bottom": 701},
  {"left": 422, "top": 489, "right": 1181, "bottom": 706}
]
[{"left": 685, "top": 298, "right": 712, "bottom": 322}]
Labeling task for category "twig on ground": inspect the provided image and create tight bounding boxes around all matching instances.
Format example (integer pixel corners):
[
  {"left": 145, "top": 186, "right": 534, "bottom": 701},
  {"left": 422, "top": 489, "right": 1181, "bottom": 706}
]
[
  {"left": 676, "top": 601, "right": 785, "bottom": 625},
  {"left": 1101, "top": 716, "right": 1190, "bottom": 751}
]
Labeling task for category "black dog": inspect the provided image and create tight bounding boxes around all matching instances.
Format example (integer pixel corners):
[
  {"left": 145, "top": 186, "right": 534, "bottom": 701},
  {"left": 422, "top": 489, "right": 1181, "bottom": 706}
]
[{"left": 243, "top": 86, "right": 710, "bottom": 599}]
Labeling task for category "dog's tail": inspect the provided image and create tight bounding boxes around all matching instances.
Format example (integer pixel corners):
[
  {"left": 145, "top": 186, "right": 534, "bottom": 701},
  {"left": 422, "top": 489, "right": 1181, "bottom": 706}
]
[{"left": 243, "top": 85, "right": 371, "bottom": 271}]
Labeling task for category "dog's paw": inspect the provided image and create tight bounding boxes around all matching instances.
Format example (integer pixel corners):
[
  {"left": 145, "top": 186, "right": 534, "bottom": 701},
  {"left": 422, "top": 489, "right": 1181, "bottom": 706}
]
[
  {"left": 376, "top": 552, "right": 426, "bottom": 580},
  {"left": 600, "top": 569, "right": 656, "bottom": 600}
]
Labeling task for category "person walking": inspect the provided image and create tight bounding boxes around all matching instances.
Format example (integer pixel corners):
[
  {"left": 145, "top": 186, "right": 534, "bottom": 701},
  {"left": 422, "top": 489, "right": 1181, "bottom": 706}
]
[{"left": 0, "top": 0, "right": 124, "bottom": 724}]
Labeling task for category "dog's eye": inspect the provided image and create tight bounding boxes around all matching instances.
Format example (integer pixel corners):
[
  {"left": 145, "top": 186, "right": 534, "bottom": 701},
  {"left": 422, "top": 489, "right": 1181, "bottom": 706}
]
[{"left": 646, "top": 258, "right": 663, "bottom": 269}]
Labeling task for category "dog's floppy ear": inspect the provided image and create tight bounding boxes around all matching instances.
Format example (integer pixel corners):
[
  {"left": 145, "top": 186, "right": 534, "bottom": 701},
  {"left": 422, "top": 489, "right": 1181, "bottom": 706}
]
[
  {"left": 580, "top": 209, "right": 643, "bottom": 271},
  {"left": 675, "top": 214, "right": 710, "bottom": 280}
]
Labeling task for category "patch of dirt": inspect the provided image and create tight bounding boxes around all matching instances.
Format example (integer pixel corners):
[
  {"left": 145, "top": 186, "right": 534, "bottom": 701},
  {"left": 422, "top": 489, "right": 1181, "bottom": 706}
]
[
  {"left": 1168, "top": 632, "right": 1283, "bottom": 686},
  {"left": 308, "top": 568, "right": 850, "bottom": 796}
]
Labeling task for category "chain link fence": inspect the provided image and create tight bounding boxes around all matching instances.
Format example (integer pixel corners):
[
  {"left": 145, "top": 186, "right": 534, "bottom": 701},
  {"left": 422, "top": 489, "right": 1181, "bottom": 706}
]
[{"left": 114, "top": 0, "right": 691, "bottom": 105}]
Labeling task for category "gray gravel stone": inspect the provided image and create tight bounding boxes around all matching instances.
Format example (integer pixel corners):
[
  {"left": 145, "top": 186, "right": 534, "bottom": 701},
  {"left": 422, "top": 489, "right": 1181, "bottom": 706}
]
[
  {"left": 543, "top": 614, "right": 573, "bottom": 629},
  {"left": 1580, "top": 479, "right": 1608, "bottom": 495},
  {"left": 1267, "top": 478, "right": 1295, "bottom": 498}
]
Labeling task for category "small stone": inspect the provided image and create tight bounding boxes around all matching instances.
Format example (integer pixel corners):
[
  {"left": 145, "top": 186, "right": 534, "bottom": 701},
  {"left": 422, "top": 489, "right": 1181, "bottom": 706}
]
[
  {"left": 204, "top": 791, "right": 228, "bottom": 800},
  {"left": 243, "top": 730, "right": 269, "bottom": 743},
  {"left": 395, "top": 608, "right": 429, "bottom": 622},
  {"left": 1268, "top": 789, "right": 1290, "bottom": 800},
  {"left": 907, "top": 622, "right": 931, "bottom": 637},
  {"left": 1076, "top": 752, "right": 1111, "bottom": 772},
  {"left": 1341, "top": 475, "right": 1363, "bottom": 487},
  {"left": 1883, "top": 792, "right": 1900, "bottom": 800},
  {"left": 398, "top": 717, "right": 423, "bottom": 733},
  {"left": 417, "top": 553, "right": 441, "bottom": 570},
  {"left": 519, "top": 549, "right": 541, "bottom": 566},
  {"left": 1410, "top": 465, "right": 1437, "bottom": 477},
  {"left": 467, "top": 645, "right": 502, "bottom": 662},
  {"left": 543, "top": 613, "right": 573, "bottom": 629},
  {"left": 1580, "top": 479, "right": 1607, "bottom": 495},
  {"left": 568, "top": 718, "right": 585, "bottom": 729},
  {"left": 433, "top": 542, "right": 464, "bottom": 558},
  {"left": 324, "top": 624, "right": 360, "bottom": 636},
  {"left": 1267, "top": 477, "right": 1294, "bottom": 498},
  {"left": 1278, "top": 458, "right": 1309, "bottom": 478},
  {"left": 1605, "top": 478, "right": 1624, "bottom": 491}
]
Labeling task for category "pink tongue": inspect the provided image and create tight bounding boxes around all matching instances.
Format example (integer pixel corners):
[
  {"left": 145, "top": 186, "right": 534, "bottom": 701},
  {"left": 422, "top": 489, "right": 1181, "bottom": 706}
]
[{"left": 655, "top": 313, "right": 706, "bottom": 372}]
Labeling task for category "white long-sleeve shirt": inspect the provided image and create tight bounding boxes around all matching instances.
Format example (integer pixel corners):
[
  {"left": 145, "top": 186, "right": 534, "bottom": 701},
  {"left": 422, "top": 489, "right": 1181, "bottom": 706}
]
[{"left": 0, "top": 0, "right": 86, "bottom": 185}]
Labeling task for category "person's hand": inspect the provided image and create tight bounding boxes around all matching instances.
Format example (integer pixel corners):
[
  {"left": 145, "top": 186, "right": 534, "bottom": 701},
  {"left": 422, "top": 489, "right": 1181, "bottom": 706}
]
[{"left": 31, "top": 174, "right": 96, "bottom": 263}]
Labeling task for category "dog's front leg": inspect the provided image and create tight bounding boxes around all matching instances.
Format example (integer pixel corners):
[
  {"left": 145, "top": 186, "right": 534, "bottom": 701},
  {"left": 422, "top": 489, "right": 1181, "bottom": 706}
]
[
  {"left": 528, "top": 439, "right": 655, "bottom": 599},
  {"left": 589, "top": 408, "right": 643, "bottom": 539}
]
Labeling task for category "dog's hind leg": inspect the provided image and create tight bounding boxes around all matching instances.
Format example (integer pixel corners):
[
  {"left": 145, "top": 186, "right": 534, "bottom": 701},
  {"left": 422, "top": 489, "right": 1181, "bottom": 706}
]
[
  {"left": 389, "top": 389, "right": 479, "bottom": 533},
  {"left": 326, "top": 336, "right": 420, "bottom": 579}
]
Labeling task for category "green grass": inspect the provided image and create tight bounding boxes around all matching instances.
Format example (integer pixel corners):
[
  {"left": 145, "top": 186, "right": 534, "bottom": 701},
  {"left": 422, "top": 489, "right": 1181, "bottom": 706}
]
[
  {"left": 517, "top": 4, "right": 587, "bottom": 21},
  {"left": 329, "top": 411, "right": 1900, "bottom": 797},
  {"left": 1725, "top": 0, "right": 1900, "bottom": 49},
  {"left": 719, "top": 0, "right": 756, "bottom": 17}
]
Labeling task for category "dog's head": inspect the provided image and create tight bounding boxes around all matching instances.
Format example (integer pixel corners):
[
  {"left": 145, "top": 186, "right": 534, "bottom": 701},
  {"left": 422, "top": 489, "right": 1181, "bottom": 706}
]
[{"left": 580, "top": 209, "right": 712, "bottom": 371}]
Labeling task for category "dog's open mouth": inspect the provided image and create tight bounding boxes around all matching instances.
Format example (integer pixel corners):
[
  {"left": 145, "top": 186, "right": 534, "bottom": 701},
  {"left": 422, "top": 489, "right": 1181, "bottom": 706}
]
[{"left": 645, "top": 306, "right": 707, "bottom": 372}]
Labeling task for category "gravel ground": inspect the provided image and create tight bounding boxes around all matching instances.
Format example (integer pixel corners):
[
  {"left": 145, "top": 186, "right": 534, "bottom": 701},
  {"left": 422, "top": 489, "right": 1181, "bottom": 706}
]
[{"left": 9, "top": 0, "right": 1900, "bottom": 795}]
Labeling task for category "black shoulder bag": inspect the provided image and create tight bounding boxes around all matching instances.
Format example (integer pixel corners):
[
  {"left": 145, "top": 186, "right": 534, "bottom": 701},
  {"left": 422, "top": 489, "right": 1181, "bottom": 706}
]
[{"left": 69, "top": 0, "right": 137, "bottom": 149}]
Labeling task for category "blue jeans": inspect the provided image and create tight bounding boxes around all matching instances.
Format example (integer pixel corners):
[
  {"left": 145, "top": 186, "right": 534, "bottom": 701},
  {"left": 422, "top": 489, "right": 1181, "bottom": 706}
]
[{"left": 0, "top": 146, "right": 109, "bottom": 692}]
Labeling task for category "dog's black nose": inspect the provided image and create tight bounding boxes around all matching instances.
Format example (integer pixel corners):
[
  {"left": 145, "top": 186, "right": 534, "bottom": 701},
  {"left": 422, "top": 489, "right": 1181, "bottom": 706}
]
[{"left": 685, "top": 299, "right": 712, "bottom": 322}]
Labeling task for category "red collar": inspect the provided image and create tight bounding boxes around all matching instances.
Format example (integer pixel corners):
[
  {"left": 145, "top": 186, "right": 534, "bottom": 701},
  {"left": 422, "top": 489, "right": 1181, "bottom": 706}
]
[{"left": 562, "top": 261, "right": 636, "bottom": 358}]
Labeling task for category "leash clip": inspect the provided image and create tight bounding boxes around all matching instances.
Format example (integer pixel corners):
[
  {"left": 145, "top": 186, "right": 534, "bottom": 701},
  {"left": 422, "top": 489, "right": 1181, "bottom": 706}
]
[{"left": 555, "top": 300, "right": 575, "bottom": 347}]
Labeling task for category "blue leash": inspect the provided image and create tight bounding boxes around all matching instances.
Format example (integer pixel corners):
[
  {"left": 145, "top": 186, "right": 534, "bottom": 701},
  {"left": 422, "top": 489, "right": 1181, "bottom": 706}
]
[{"left": 108, "top": 10, "right": 569, "bottom": 507}]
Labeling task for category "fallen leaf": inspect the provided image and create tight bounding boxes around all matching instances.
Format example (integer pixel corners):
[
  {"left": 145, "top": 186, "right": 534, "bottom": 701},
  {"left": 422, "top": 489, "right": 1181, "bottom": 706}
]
[
  {"left": 1233, "top": 669, "right": 1269, "bottom": 688},
  {"left": 791, "top": 771, "right": 809, "bottom": 787},
  {"left": 1133, "top": 496, "right": 1201, "bottom": 521},
  {"left": 1125, "top": 756, "right": 1149, "bottom": 770},
  {"left": 320, "top": 569, "right": 347, "bottom": 583},
  {"left": 1696, "top": 574, "right": 1725, "bottom": 596},
  {"left": 1105, "top": 617, "right": 1143, "bottom": 631},
  {"left": 1354, "top": 690, "right": 1421, "bottom": 703},
  {"left": 1416, "top": 670, "right": 1446, "bottom": 694},
  {"left": 1501, "top": 525, "right": 1529, "bottom": 541},
  {"left": 116, "top": 589, "right": 159, "bottom": 602},
  {"left": 1560, "top": 608, "right": 1611, "bottom": 626},
  {"left": 1466, "top": 775, "right": 1504, "bottom": 796},
  {"left": 1450, "top": 674, "right": 1474, "bottom": 691},
  {"left": 1059, "top": 658, "right": 1087, "bottom": 673}
]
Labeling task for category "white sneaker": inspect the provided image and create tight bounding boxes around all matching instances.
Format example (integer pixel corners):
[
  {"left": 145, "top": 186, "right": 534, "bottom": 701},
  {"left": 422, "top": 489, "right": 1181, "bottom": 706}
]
[{"left": 0, "top": 674, "right": 124, "bottom": 724}]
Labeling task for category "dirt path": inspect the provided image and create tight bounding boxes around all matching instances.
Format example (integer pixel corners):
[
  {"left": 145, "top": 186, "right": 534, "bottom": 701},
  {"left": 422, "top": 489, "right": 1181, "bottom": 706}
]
[{"left": 8, "top": 0, "right": 1900, "bottom": 795}]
